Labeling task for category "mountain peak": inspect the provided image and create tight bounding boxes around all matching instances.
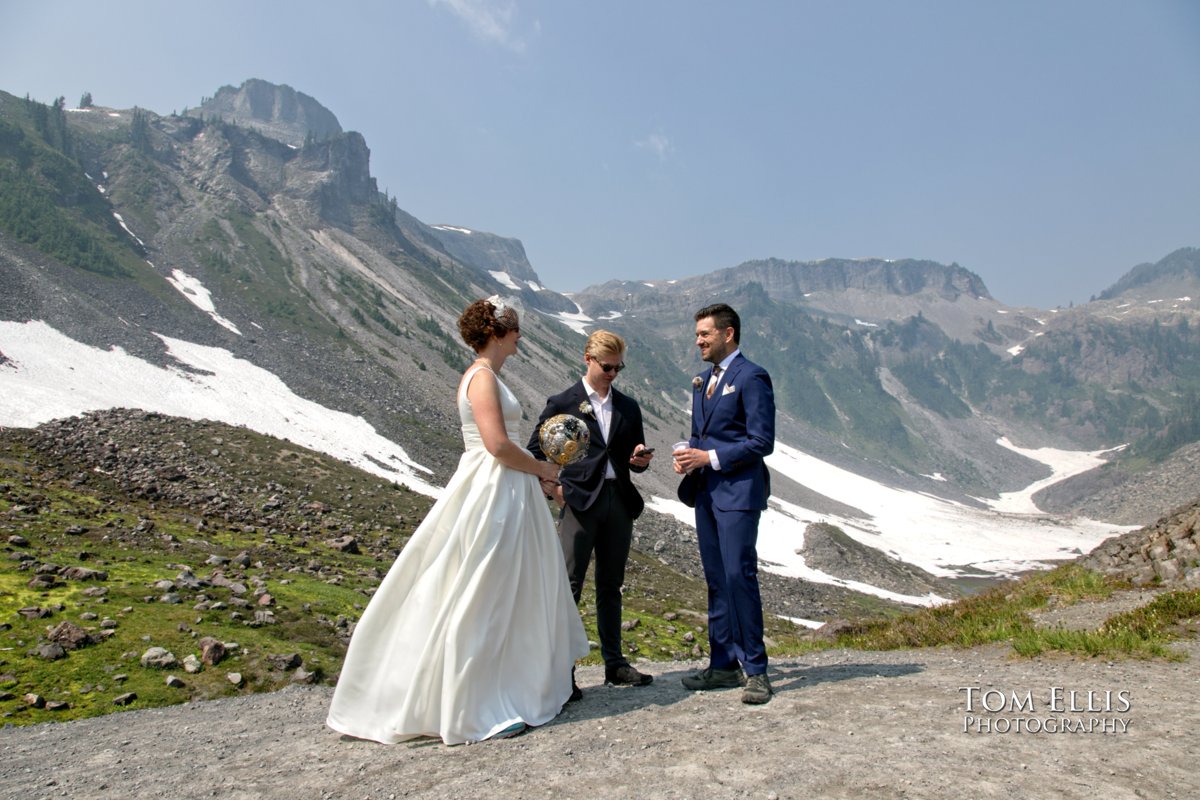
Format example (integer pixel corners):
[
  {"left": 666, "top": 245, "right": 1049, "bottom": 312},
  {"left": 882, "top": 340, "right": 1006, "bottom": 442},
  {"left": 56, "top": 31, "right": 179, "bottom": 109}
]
[
  {"left": 187, "top": 79, "right": 342, "bottom": 147},
  {"left": 1097, "top": 247, "right": 1200, "bottom": 303}
]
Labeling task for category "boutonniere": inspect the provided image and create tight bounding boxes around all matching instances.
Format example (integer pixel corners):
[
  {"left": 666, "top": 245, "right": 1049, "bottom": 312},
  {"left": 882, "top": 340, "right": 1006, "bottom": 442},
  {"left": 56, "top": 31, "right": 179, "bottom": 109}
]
[
  {"left": 577, "top": 400, "right": 594, "bottom": 417},
  {"left": 692, "top": 376, "right": 703, "bottom": 391},
  {"left": 722, "top": 384, "right": 737, "bottom": 396}
]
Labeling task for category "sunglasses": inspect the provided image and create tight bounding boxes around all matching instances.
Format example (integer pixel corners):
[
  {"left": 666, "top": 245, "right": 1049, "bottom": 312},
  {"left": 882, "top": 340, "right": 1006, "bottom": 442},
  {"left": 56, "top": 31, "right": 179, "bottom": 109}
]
[{"left": 596, "top": 360, "right": 625, "bottom": 374}]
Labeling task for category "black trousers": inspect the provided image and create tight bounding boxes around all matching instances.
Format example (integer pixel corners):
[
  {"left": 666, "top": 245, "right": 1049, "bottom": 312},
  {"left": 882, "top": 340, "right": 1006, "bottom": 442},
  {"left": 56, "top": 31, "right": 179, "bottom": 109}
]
[{"left": 558, "top": 481, "right": 634, "bottom": 670}]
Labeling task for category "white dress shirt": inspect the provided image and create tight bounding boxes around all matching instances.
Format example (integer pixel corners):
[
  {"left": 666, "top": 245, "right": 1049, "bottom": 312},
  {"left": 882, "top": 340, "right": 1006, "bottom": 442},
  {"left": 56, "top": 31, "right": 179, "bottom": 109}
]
[
  {"left": 582, "top": 377, "right": 617, "bottom": 479},
  {"left": 705, "top": 349, "right": 740, "bottom": 472}
]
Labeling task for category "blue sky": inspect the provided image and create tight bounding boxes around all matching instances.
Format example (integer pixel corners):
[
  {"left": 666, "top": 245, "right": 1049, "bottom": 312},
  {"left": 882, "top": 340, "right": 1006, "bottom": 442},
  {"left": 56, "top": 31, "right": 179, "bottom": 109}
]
[{"left": 2, "top": 0, "right": 1197, "bottom": 308}]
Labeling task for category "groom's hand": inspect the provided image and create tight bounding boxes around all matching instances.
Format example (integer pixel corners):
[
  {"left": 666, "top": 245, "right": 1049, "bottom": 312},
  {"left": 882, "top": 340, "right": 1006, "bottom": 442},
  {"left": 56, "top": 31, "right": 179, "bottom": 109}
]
[
  {"left": 672, "top": 447, "right": 709, "bottom": 473},
  {"left": 539, "top": 478, "right": 564, "bottom": 507}
]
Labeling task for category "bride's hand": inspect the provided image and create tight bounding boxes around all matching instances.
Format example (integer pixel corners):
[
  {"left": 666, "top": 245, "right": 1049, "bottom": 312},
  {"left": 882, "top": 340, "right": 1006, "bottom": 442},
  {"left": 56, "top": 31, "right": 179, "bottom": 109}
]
[{"left": 536, "top": 460, "right": 559, "bottom": 483}]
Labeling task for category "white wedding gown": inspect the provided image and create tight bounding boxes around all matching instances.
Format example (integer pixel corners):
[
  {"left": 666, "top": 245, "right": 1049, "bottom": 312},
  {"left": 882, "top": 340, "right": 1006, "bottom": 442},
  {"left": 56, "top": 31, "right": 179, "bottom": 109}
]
[{"left": 326, "top": 366, "right": 588, "bottom": 744}]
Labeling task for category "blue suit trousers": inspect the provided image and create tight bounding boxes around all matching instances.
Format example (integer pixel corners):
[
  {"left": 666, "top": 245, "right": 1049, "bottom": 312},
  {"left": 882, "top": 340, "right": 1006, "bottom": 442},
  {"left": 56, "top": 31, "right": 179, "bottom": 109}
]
[{"left": 694, "top": 489, "right": 767, "bottom": 675}]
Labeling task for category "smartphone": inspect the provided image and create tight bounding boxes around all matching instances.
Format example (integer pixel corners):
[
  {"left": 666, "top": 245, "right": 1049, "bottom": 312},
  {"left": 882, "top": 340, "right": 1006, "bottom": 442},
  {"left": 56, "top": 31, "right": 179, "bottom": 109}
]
[{"left": 639, "top": 448, "right": 655, "bottom": 455}]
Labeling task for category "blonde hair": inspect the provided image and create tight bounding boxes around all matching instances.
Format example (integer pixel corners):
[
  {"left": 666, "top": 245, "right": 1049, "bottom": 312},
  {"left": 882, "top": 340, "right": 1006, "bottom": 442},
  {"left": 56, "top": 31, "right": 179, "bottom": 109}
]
[{"left": 586, "top": 329, "right": 626, "bottom": 360}]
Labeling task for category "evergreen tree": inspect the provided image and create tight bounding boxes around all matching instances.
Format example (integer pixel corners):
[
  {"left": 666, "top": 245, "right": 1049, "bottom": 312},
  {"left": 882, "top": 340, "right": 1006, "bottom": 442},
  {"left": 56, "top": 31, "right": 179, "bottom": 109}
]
[
  {"left": 130, "top": 107, "right": 152, "bottom": 153},
  {"left": 29, "top": 96, "right": 49, "bottom": 139},
  {"left": 50, "top": 96, "right": 71, "bottom": 155},
  {"left": 80, "top": 91, "right": 93, "bottom": 108}
]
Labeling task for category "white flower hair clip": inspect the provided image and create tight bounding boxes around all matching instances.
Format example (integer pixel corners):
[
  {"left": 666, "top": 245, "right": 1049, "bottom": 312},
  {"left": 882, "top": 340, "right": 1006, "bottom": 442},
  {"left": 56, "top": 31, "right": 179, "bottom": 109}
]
[{"left": 486, "top": 294, "right": 509, "bottom": 317}]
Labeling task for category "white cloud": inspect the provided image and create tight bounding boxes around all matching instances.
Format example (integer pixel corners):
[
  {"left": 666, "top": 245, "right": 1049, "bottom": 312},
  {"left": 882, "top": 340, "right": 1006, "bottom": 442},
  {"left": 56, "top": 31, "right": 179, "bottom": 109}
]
[
  {"left": 636, "top": 131, "right": 672, "bottom": 161},
  {"left": 429, "top": 0, "right": 531, "bottom": 53}
]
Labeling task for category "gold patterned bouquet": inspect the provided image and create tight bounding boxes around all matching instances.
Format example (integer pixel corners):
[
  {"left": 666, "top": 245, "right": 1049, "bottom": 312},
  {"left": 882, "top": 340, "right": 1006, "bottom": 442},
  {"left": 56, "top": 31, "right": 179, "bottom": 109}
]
[{"left": 538, "top": 414, "right": 590, "bottom": 466}]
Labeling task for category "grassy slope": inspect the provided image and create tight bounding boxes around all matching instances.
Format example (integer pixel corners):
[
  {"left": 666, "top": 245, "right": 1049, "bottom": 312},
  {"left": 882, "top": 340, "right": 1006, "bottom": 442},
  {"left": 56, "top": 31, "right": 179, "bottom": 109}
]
[{"left": 0, "top": 417, "right": 811, "bottom": 726}]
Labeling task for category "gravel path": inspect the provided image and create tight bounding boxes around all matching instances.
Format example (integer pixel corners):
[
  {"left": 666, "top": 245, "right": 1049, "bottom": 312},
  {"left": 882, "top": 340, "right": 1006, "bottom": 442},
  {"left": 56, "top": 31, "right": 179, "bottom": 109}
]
[{"left": 4, "top": 641, "right": 1198, "bottom": 800}]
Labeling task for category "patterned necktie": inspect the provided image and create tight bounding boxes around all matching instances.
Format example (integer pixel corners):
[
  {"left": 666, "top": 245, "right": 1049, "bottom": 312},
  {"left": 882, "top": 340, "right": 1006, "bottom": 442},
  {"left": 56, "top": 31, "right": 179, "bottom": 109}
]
[{"left": 705, "top": 365, "right": 722, "bottom": 399}]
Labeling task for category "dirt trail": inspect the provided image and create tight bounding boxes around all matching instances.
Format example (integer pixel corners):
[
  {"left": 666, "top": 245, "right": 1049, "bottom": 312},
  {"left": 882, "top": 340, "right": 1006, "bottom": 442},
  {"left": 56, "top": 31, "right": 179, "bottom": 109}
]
[{"left": 3, "top": 641, "right": 1198, "bottom": 800}]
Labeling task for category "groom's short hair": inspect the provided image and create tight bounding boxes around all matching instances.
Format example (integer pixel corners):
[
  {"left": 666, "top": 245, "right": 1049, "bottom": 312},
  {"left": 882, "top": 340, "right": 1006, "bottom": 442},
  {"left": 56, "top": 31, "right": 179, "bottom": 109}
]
[
  {"left": 696, "top": 303, "right": 740, "bottom": 344},
  {"left": 586, "top": 329, "right": 626, "bottom": 359}
]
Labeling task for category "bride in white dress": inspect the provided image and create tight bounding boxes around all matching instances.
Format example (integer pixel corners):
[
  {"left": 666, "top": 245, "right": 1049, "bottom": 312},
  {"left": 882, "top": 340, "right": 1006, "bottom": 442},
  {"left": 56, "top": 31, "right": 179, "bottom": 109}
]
[{"left": 326, "top": 298, "right": 589, "bottom": 744}]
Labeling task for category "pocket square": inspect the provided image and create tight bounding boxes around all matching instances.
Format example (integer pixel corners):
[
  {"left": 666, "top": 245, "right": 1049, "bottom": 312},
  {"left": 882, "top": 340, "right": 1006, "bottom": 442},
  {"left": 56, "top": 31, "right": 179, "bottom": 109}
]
[{"left": 722, "top": 384, "right": 737, "bottom": 395}]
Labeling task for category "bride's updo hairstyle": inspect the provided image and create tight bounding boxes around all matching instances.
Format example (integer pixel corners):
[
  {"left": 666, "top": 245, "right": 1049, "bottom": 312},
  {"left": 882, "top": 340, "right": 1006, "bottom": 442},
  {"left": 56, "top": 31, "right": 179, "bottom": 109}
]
[{"left": 458, "top": 298, "right": 520, "bottom": 353}]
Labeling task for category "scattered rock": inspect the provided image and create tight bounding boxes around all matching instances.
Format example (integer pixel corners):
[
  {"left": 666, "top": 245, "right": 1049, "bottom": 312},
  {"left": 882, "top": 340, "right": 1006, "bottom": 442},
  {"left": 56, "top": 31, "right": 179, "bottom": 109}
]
[
  {"left": 46, "top": 620, "right": 98, "bottom": 650},
  {"left": 28, "top": 574, "right": 61, "bottom": 590},
  {"left": 140, "top": 647, "right": 179, "bottom": 669},
  {"left": 36, "top": 642, "right": 68, "bottom": 660},
  {"left": 291, "top": 667, "right": 318, "bottom": 684},
  {"left": 327, "top": 535, "right": 359, "bottom": 554},
  {"left": 17, "top": 607, "right": 52, "bottom": 620},
  {"left": 812, "top": 618, "right": 857, "bottom": 641},
  {"left": 199, "top": 637, "right": 227, "bottom": 666},
  {"left": 268, "top": 653, "right": 302, "bottom": 671}
]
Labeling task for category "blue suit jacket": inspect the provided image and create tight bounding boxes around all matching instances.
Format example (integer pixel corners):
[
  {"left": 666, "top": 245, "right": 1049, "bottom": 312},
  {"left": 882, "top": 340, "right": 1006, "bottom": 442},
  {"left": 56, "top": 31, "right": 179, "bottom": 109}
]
[{"left": 678, "top": 353, "right": 775, "bottom": 511}]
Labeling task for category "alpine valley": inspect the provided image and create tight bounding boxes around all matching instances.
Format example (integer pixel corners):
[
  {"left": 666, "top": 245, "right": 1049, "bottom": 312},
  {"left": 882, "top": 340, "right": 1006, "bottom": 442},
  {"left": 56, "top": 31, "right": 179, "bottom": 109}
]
[{"left": 2, "top": 79, "right": 1199, "bottom": 697}]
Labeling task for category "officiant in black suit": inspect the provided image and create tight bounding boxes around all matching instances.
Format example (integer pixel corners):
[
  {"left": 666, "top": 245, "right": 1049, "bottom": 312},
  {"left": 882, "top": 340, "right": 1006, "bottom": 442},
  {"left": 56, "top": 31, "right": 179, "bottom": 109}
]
[{"left": 529, "top": 330, "right": 655, "bottom": 696}]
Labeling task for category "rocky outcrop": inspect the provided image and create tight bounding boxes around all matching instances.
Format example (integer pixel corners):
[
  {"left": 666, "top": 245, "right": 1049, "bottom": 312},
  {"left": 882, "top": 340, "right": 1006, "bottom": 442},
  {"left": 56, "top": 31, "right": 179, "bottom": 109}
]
[
  {"left": 298, "top": 131, "right": 378, "bottom": 225},
  {"left": 798, "top": 522, "right": 961, "bottom": 599},
  {"left": 425, "top": 225, "right": 579, "bottom": 314},
  {"left": 1081, "top": 499, "right": 1200, "bottom": 586},
  {"left": 189, "top": 79, "right": 343, "bottom": 146}
]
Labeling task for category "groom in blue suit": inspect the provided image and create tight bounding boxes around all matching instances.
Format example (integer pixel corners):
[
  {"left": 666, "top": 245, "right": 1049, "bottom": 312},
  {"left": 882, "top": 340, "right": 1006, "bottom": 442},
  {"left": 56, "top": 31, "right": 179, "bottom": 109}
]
[{"left": 673, "top": 303, "right": 776, "bottom": 704}]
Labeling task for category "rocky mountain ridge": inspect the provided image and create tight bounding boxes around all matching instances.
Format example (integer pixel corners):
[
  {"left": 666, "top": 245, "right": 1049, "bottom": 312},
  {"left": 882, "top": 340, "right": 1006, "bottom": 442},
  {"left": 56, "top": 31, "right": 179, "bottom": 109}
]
[{"left": 1, "top": 79, "right": 1198, "bottom": 549}]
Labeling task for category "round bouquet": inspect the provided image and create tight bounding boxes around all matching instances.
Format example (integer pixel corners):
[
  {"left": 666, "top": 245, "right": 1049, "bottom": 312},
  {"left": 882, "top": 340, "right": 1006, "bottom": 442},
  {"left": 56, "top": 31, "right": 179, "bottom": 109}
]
[{"left": 538, "top": 413, "right": 590, "bottom": 466}]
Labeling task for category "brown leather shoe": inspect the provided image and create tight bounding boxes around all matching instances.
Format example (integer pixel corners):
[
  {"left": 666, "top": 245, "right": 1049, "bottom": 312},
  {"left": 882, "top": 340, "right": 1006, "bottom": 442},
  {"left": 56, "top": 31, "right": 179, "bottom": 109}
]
[{"left": 605, "top": 664, "right": 653, "bottom": 686}]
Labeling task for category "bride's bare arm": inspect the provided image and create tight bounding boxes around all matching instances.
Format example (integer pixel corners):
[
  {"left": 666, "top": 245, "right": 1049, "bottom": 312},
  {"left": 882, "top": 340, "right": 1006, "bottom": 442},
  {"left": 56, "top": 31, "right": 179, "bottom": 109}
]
[{"left": 467, "top": 370, "right": 558, "bottom": 482}]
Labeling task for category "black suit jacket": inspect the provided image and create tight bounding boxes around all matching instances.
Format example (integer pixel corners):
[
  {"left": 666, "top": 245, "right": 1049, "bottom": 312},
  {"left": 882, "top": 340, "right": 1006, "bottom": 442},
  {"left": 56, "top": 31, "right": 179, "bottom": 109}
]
[{"left": 528, "top": 380, "right": 648, "bottom": 519}]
